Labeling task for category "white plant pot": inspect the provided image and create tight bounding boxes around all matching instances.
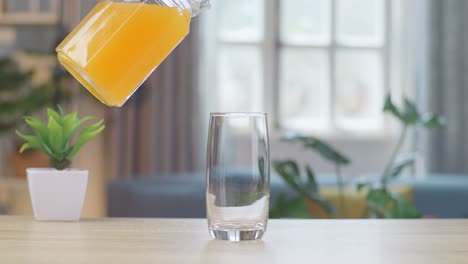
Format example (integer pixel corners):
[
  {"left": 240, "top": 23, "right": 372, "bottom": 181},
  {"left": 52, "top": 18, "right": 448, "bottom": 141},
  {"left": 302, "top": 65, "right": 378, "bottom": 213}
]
[{"left": 27, "top": 168, "right": 88, "bottom": 221}]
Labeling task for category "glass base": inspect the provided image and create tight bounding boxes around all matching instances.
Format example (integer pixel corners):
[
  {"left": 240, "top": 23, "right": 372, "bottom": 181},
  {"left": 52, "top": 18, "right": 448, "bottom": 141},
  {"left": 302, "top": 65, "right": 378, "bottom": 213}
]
[{"left": 209, "top": 225, "right": 265, "bottom": 241}]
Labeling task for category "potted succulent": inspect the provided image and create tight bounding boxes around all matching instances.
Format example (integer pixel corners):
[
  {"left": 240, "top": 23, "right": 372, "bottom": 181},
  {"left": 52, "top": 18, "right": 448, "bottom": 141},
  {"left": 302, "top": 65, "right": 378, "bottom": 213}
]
[{"left": 16, "top": 106, "right": 105, "bottom": 221}]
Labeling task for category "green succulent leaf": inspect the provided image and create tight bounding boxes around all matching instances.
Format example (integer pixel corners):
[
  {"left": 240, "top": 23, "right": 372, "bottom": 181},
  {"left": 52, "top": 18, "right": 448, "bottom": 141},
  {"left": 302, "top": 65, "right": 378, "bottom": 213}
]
[
  {"left": 24, "top": 116, "right": 48, "bottom": 144},
  {"left": 16, "top": 131, "right": 43, "bottom": 153},
  {"left": 19, "top": 143, "right": 32, "bottom": 153},
  {"left": 67, "top": 116, "right": 94, "bottom": 138},
  {"left": 47, "top": 116, "right": 64, "bottom": 158},
  {"left": 17, "top": 105, "right": 105, "bottom": 170},
  {"left": 67, "top": 120, "right": 105, "bottom": 160},
  {"left": 47, "top": 108, "right": 62, "bottom": 124},
  {"left": 16, "top": 130, "right": 54, "bottom": 157},
  {"left": 62, "top": 112, "right": 78, "bottom": 141}
]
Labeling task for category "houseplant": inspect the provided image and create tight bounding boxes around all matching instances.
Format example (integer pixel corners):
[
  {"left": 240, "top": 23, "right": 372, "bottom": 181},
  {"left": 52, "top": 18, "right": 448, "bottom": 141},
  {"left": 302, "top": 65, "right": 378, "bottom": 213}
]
[
  {"left": 270, "top": 137, "right": 351, "bottom": 219},
  {"left": 271, "top": 93, "right": 445, "bottom": 219},
  {"left": 16, "top": 106, "right": 105, "bottom": 221},
  {"left": 0, "top": 55, "right": 76, "bottom": 177},
  {"left": 358, "top": 94, "right": 445, "bottom": 218}
]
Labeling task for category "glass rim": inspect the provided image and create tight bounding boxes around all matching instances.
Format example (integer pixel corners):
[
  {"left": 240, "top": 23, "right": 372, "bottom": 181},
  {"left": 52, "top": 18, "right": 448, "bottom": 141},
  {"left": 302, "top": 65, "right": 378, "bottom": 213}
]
[{"left": 210, "top": 112, "right": 267, "bottom": 117}]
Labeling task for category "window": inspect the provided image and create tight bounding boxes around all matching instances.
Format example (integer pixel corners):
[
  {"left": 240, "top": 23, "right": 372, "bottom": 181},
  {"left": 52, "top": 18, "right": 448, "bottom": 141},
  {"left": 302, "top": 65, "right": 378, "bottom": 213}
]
[
  {"left": 201, "top": 0, "right": 400, "bottom": 136},
  {"left": 0, "top": 0, "right": 59, "bottom": 24}
]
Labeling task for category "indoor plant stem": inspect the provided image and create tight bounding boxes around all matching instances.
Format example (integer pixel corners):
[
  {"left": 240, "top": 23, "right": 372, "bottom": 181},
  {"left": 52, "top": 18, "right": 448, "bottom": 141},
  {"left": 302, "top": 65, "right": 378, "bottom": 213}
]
[{"left": 381, "top": 125, "right": 408, "bottom": 189}]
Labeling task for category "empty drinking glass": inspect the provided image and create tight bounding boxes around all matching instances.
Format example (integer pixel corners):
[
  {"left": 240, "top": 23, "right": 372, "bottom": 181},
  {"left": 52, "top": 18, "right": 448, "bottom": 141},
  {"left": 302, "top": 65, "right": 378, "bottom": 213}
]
[{"left": 206, "top": 113, "right": 270, "bottom": 241}]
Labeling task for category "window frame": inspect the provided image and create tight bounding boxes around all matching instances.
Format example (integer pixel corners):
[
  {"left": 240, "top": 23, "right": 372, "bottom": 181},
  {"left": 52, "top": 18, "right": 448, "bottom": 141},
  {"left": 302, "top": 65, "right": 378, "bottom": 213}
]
[
  {"left": 207, "top": 0, "right": 399, "bottom": 140},
  {"left": 275, "top": 0, "right": 394, "bottom": 138},
  {"left": 199, "top": 0, "right": 423, "bottom": 176}
]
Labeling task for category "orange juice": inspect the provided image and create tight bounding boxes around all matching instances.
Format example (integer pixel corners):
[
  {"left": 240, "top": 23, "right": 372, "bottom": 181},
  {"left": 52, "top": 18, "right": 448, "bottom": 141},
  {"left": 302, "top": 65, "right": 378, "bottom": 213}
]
[{"left": 56, "top": 1, "right": 191, "bottom": 107}]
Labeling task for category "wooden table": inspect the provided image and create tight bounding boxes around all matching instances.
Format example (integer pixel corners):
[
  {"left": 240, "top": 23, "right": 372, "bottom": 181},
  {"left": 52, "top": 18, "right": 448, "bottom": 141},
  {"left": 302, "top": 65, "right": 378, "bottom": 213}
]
[{"left": 0, "top": 216, "right": 467, "bottom": 263}]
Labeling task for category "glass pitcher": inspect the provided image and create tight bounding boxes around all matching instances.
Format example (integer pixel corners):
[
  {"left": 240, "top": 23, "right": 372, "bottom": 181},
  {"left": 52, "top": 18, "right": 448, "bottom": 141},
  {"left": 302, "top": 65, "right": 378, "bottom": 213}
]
[{"left": 56, "top": 0, "right": 210, "bottom": 107}]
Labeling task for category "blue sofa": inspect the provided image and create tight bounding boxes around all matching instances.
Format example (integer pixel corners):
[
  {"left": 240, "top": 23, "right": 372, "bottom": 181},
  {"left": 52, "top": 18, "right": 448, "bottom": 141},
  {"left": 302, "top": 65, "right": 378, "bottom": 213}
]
[{"left": 107, "top": 173, "right": 468, "bottom": 218}]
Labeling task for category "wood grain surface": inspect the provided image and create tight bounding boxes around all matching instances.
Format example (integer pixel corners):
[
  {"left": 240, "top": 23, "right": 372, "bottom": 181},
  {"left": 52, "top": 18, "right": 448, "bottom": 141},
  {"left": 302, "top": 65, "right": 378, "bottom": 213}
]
[{"left": 0, "top": 216, "right": 467, "bottom": 264}]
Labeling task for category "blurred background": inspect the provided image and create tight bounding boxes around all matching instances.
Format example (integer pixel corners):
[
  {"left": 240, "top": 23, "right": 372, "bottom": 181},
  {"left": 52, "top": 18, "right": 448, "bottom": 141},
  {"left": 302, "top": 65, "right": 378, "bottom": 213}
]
[{"left": 0, "top": 0, "right": 466, "bottom": 219}]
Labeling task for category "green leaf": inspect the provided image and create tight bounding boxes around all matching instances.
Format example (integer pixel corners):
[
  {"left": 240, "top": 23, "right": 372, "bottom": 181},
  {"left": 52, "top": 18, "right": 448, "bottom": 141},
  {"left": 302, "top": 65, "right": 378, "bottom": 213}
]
[
  {"left": 67, "top": 116, "right": 94, "bottom": 138},
  {"left": 16, "top": 131, "right": 48, "bottom": 155},
  {"left": 273, "top": 160, "right": 335, "bottom": 215},
  {"left": 273, "top": 160, "right": 302, "bottom": 194},
  {"left": 420, "top": 113, "right": 446, "bottom": 128},
  {"left": 47, "top": 108, "right": 62, "bottom": 125},
  {"left": 24, "top": 116, "right": 48, "bottom": 144},
  {"left": 304, "top": 165, "right": 335, "bottom": 214},
  {"left": 304, "top": 139, "right": 350, "bottom": 165},
  {"left": 79, "top": 119, "right": 104, "bottom": 135},
  {"left": 66, "top": 121, "right": 105, "bottom": 159},
  {"left": 383, "top": 94, "right": 402, "bottom": 120},
  {"left": 19, "top": 143, "right": 32, "bottom": 153},
  {"left": 384, "top": 95, "right": 426, "bottom": 126},
  {"left": 281, "top": 134, "right": 351, "bottom": 165},
  {"left": 17, "top": 105, "right": 106, "bottom": 169},
  {"left": 402, "top": 98, "right": 421, "bottom": 124},
  {"left": 366, "top": 188, "right": 422, "bottom": 219},
  {"left": 386, "top": 194, "right": 422, "bottom": 219},
  {"left": 47, "top": 116, "right": 64, "bottom": 157},
  {"left": 367, "top": 189, "right": 393, "bottom": 218},
  {"left": 305, "top": 165, "right": 318, "bottom": 193},
  {"left": 270, "top": 194, "right": 310, "bottom": 219},
  {"left": 62, "top": 112, "right": 78, "bottom": 141}
]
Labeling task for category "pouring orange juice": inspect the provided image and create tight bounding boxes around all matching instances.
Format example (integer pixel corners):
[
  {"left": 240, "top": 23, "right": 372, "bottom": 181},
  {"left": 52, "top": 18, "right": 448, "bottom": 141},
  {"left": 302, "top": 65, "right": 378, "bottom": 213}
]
[{"left": 56, "top": 0, "right": 210, "bottom": 107}]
